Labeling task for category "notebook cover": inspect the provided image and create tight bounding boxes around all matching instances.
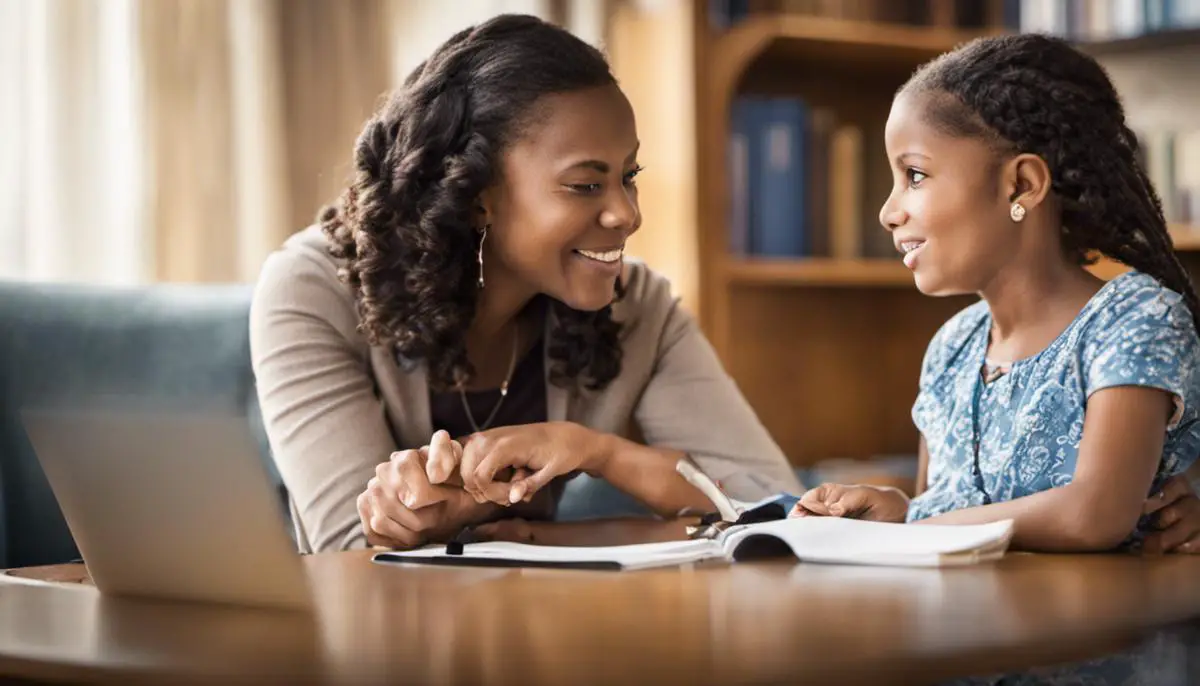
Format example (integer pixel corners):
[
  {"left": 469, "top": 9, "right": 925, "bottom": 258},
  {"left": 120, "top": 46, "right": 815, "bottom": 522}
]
[{"left": 372, "top": 551, "right": 625, "bottom": 571}]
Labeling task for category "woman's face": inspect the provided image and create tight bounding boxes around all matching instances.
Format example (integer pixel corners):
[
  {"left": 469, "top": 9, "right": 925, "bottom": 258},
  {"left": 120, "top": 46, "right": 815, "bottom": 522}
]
[{"left": 482, "top": 83, "right": 642, "bottom": 312}]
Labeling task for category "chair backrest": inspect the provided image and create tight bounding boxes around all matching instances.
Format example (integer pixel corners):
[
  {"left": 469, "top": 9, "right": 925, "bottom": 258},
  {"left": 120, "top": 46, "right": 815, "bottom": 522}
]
[{"left": 0, "top": 281, "right": 277, "bottom": 569}]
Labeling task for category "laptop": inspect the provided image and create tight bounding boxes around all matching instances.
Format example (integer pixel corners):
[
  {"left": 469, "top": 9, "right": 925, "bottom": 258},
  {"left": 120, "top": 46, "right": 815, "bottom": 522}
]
[{"left": 20, "top": 406, "right": 313, "bottom": 611}]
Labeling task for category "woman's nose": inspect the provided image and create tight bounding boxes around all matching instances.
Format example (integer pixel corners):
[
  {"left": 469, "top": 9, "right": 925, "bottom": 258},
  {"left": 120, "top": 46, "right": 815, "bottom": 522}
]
[{"left": 600, "top": 186, "right": 640, "bottom": 232}]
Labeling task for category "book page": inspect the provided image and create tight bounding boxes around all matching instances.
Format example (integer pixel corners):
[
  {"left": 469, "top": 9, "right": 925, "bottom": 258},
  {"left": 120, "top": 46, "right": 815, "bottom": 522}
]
[
  {"left": 375, "top": 518, "right": 1014, "bottom": 571},
  {"left": 721, "top": 517, "right": 1014, "bottom": 568}
]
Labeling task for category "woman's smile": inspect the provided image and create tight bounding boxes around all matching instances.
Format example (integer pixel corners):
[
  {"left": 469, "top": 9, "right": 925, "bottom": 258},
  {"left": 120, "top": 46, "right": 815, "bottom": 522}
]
[{"left": 572, "top": 245, "right": 624, "bottom": 277}]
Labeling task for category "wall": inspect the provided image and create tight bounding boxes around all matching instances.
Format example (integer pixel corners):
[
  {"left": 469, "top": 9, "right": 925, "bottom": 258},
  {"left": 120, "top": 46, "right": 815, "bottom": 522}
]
[{"left": 606, "top": 0, "right": 700, "bottom": 312}]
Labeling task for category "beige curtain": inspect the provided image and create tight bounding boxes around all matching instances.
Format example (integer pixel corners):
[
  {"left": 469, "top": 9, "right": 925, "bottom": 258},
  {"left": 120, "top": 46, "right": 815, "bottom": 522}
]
[
  {"left": 0, "top": 0, "right": 147, "bottom": 283},
  {"left": 141, "top": 0, "right": 392, "bottom": 282},
  {"left": 0, "top": 0, "right": 610, "bottom": 285},
  {"left": 278, "top": 0, "right": 395, "bottom": 238}
]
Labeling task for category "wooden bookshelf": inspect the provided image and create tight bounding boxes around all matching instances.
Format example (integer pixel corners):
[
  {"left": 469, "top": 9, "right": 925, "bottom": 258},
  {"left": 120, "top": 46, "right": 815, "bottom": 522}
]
[
  {"left": 694, "top": 6, "right": 1002, "bottom": 468},
  {"left": 1077, "top": 26, "right": 1200, "bottom": 56},
  {"left": 692, "top": 3, "right": 1200, "bottom": 471},
  {"left": 699, "top": 15, "right": 985, "bottom": 353},
  {"left": 725, "top": 255, "right": 1165, "bottom": 288},
  {"left": 725, "top": 258, "right": 913, "bottom": 287},
  {"left": 709, "top": 14, "right": 990, "bottom": 83},
  {"left": 722, "top": 224, "right": 1200, "bottom": 289},
  {"left": 1172, "top": 224, "right": 1200, "bottom": 250}
]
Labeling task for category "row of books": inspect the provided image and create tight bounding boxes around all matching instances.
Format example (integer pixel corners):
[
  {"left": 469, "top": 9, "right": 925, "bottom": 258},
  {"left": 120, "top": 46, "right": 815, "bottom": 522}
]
[
  {"left": 1016, "top": 0, "right": 1200, "bottom": 39},
  {"left": 709, "top": 0, "right": 998, "bottom": 29},
  {"left": 725, "top": 98, "right": 1200, "bottom": 261},
  {"left": 709, "top": 0, "right": 1200, "bottom": 39},
  {"left": 1138, "top": 129, "right": 1200, "bottom": 225},
  {"left": 727, "top": 96, "right": 895, "bottom": 260}
]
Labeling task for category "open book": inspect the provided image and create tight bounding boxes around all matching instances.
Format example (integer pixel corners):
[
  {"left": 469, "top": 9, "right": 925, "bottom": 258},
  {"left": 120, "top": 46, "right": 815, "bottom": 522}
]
[{"left": 372, "top": 516, "right": 1015, "bottom": 572}]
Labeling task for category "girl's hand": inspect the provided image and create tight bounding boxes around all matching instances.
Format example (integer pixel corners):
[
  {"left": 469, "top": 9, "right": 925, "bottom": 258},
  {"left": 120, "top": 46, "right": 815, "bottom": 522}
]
[
  {"left": 458, "top": 422, "right": 608, "bottom": 506},
  {"left": 789, "top": 483, "right": 910, "bottom": 523}
]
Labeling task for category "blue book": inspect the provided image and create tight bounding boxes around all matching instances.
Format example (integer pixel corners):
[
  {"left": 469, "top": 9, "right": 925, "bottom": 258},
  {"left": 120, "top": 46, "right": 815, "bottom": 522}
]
[
  {"left": 728, "top": 97, "right": 765, "bottom": 256},
  {"left": 708, "top": 0, "right": 750, "bottom": 29},
  {"left": 1003, "top": 0, "right": 1022, "bottom": 31},
  {"left": 754, "top": 98, "right": 808, "bottom": 258}
]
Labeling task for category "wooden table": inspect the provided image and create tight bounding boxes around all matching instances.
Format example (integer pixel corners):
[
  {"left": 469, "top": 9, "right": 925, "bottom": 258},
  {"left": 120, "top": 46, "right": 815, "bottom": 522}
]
[{"left": 2, "top": 551, "right": 1200, "bottom": 686}]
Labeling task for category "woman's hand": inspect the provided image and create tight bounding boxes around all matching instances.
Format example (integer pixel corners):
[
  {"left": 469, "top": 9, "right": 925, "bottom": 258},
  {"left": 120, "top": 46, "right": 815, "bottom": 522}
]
[
  {"left": 1142, "top": 474, "right": 1200, "bottom": 553},
  {"left": 356, "top": 444, "right": 488, "bottom": 549},
  {"left": 789, "top": 483, "right": 910, "bottom": 523},
  {"left": 458, "top": 422, "right": 609, "bottom": 506}
]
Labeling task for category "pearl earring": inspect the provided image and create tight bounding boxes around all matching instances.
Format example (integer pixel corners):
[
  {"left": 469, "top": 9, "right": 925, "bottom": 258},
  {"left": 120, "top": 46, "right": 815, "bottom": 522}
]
[
  {"left": 477, "top": 224, "right": 488, "bottom": 289},
  {"left": 1010, "top": 202, "right": 1026, "bottom": 222}
]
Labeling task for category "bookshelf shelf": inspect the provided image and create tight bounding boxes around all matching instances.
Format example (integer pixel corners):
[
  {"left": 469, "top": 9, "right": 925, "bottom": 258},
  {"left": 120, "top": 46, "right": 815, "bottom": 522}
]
[
  {"left": 1171, "top": 225, "right": 1200, "bottom": 251},
  {"left": 724, "top": 255, "right": 1155, "bottom": 288},
  {"left": 725, "top": 258, "right": 913, "bottom": 287},
  {"left": 713, "top": 15, "right": 990, "bottom": 72},
  {"left": 1077, "top": 26, "right": 1200, "bottom": 56}
]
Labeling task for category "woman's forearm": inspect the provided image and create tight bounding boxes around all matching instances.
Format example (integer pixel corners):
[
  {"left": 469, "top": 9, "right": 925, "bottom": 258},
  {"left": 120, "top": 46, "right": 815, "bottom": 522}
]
[
  {"left": 916, "top": 482, "right": 1140, "bottom": 552},
  {"left": 588, "top": 433, "right": 713, "bottom": 518}
]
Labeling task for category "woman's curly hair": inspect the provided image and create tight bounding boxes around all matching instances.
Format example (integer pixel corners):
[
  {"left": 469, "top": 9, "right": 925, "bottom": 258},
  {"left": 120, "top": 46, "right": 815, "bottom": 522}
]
[
  {"left": 902, "top": 33, "right": 1200, "bottom": 334},
  {"left": 320, "top": 14, "right": 623, "bottom": 391}
]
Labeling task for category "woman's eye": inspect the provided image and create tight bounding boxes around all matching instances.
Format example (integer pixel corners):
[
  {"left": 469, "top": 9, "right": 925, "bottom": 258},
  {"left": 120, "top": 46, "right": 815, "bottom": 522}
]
[
  {"left": 567, "top": 167, "right": 642, "bottom": 194},
  {"left": 907, "top": 168, "right": 927, "bottom": 188}
]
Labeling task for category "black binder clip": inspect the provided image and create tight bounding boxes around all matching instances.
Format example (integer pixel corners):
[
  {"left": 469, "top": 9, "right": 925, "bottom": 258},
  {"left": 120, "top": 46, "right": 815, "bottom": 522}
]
[{"left": 445, "top": 527, "right": 478, "bottom": 555}]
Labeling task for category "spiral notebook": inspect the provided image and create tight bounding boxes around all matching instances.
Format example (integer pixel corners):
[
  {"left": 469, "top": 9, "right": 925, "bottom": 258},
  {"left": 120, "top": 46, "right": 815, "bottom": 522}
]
[{"left": 372, "top": 516, "right": 1015, "bottom": 572}]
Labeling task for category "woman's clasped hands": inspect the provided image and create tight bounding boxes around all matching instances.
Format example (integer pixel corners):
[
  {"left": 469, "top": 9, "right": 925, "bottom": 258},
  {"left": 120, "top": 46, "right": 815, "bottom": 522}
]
[{"left": 357, "top": 423, "right": 607, "bottom": 548}]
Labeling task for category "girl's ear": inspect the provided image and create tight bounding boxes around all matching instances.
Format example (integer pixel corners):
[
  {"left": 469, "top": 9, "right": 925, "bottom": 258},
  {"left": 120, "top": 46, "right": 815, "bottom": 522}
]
[{"left": 1003, "top": 152, "right": 1053, "bottom": 212}]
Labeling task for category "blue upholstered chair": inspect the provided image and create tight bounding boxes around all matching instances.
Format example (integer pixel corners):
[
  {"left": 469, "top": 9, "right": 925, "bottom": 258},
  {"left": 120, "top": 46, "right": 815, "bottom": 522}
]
[
  {"left": 0, "top": 281, "right": 271, "bottom": 568},
  {"left": 0, "top": 280, "right": 649, "bottom": 569}
]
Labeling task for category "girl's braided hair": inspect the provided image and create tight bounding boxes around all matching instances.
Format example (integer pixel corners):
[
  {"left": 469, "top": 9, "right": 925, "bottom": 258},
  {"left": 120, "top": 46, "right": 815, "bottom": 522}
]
[{"left": 903, "top": 32, "right": 1200, "bottom": 332}]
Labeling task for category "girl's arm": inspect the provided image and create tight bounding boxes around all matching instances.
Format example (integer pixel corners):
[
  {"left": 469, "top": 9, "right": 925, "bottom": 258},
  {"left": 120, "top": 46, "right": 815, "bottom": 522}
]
[{"left": 915, "top": 386, "right": 1173, "bottom": 551}]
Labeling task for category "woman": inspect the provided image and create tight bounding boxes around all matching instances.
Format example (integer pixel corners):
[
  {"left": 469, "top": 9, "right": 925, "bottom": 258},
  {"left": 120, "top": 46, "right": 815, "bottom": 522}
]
[{"left": 249, "top": 14, "right": 798, "bottom": 553}]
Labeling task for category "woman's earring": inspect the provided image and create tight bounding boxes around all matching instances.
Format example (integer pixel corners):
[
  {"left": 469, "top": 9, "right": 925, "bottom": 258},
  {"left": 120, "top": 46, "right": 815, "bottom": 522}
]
[
  {"left": 1010, "top": 202, "right": 1026, "bottom": 223},
  {"left": 477, "top": 224, "right": 489, "bottom": 289}
]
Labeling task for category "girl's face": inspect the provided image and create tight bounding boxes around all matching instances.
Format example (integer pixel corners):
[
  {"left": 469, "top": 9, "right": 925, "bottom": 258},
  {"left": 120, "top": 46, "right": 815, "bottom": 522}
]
[
  {"left": 482, "top": 84, "right": 642, "bottom": 312},
  {"left": 879, "top": 92, "right": 1015, "bottom": 296}
]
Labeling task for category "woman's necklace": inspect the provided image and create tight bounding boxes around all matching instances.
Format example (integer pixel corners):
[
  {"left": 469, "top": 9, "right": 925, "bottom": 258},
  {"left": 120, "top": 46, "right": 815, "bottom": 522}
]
[{"left": 459, "top": 326, "right": 520, "bottom": 433}]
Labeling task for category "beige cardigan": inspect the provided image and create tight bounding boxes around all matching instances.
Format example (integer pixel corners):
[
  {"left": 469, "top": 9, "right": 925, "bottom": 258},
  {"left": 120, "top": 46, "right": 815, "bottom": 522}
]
[{"left": 249, "top": 226, "right": 800, "bottom": 553}]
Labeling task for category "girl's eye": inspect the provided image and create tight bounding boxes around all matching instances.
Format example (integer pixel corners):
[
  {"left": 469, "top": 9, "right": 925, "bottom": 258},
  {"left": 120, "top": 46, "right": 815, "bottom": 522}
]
[
  {"left": 907, "top": 168, "right": 928, "bottom": 188},
  {"left": 623, "top": 165, "right": 644, "bottom": 185}
]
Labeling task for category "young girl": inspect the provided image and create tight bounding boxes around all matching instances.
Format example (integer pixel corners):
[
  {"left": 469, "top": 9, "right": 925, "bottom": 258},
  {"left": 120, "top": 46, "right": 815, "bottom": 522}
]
[
  {"left": 792, "top": 31, "right": 1200, "bottom": 557},
  {"left": 785, "top": 31, "right": 1200, "bottom": 686}
]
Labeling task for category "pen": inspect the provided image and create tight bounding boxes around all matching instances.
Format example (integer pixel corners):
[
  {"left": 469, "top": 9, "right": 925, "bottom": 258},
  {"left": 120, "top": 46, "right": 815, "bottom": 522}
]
[{"left": 675, "top": 455, "right": 742, "bottom": 523}]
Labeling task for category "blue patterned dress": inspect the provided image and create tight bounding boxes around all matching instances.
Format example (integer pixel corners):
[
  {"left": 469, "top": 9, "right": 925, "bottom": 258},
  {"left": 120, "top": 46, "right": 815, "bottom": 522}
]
[{"left": 909, "top": 271, "right": 1200, "bottom": 685}]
